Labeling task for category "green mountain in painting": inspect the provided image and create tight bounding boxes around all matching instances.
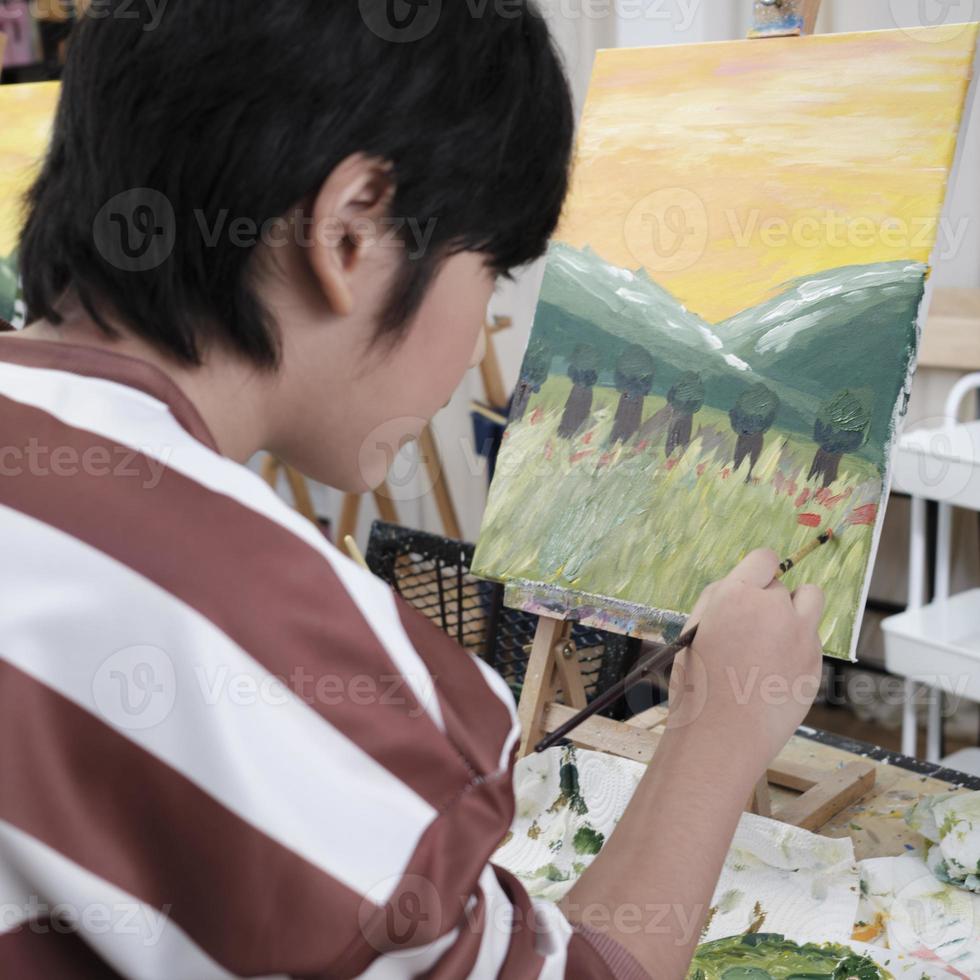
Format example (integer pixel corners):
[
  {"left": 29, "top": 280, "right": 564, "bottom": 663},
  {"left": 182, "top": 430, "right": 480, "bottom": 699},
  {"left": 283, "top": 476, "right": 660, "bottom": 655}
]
[{"left": 534, "top": 243, "right": 924, "bottom": 463}]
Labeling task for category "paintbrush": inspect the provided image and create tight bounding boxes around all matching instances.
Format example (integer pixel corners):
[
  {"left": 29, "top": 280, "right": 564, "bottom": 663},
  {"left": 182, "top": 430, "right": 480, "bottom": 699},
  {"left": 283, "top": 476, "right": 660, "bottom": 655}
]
[{"left": 534, "top": 514, "right": 865, "bottom": 754}]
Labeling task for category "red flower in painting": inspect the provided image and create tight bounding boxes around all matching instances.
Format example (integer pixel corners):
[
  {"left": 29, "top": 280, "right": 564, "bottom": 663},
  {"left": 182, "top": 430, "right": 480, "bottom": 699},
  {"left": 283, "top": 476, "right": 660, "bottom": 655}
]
[
  {"left": 530, "top": 408, "right": 544, "bottom": 425},
  {"left": 582, "top": 431, "right": 594, "bottom": 445},
  {"left": 795, "top": 488, "right": 810, "bottom": 508},
  {"left": 849, "top": 503, "right": 878, "bottom": 526},
  {"left": 721, "top": 468, "right": 731, "bottom": 480},
  {"left": 697, "top": 463, "right": 707, "bottom": 477},
  {"left": 666, "top": 458, "right": 679, "bottom": 471},
  {"left": 598, "top": 451, "right": 615, "bottom": 467},
  {"left": 544, "top": 441, "right": 554, "bottom": 461},
  {"left": 636, "top": 440, "right": 649, "bottom": 452},
  {"left": 570, "top": 450, "right": 594, "bottom": 464},
  {"left": 798, "top": 512, "right": 822, "bottom": 527}
]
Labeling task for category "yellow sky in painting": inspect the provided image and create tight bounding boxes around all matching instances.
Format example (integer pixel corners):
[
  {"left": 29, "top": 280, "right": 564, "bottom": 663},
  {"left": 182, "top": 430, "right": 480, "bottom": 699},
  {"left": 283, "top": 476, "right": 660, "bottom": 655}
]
[
  {"left": 559, "top": 25, "right": 978, "bottom": 323},
  {"left": 0, "top": 82, "right": 60, "bottom": 258}
]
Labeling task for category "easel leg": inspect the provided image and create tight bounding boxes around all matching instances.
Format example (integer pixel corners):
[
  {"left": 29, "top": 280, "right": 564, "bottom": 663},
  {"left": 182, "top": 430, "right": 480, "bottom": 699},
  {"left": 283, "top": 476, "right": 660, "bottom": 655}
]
[
  {"left": 261, "top": 454, "right": 281, "bottom": 488},
  {"left": 749, "top": 776, "right": 772, "bottom": 818},
  {"left": 372, "top": 484, "right": 400, "bottom": 524},
  {"left": 554, "top": 637, "right": 588, "bottom": 711},
  {"left": 284, "top": 465, "right": 318, "bottom": 524},
  {"left": 262, "top": 455, "right": 318, "bottom": 526},
  {"left": 338, "top": 494, "right": 362, "bottom": 544},
  {"left": 418, "top": 427, "right": 463, "bottom": 540},
  {"left": 518, "top": 617, "right": 573, "bottom": 757}
]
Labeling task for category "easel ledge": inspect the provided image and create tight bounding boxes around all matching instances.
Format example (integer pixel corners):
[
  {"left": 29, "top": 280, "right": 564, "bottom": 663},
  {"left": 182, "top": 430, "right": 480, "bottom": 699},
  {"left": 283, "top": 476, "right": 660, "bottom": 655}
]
[
  {"left": 514, "top": 0, "right": 876, "bottom": 831},
  {"left": 518, "top": 617, "right": 874, "bottom": 830}
]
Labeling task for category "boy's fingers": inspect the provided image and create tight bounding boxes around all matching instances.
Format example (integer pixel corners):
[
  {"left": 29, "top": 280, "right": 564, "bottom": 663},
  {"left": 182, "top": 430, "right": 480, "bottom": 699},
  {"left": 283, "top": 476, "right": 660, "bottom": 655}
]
[
  {"left": 792, "top": 584, "right": 826, "bottom": 630},
  {"left": 729, "top": 548, "right": 780, "bottom": 589}
]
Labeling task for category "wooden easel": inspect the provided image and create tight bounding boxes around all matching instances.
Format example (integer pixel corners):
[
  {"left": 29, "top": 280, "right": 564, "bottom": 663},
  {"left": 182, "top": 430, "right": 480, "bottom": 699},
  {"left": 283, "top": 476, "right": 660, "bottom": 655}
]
[
  {"left": 513, "top": 0, "right": 876, "bottom": 831},
  {"left": 261, "top": 456, "right": 319, "bottom": 525},
  {"left": 334, "top": 423, "right": 464, "bottom": 543}
]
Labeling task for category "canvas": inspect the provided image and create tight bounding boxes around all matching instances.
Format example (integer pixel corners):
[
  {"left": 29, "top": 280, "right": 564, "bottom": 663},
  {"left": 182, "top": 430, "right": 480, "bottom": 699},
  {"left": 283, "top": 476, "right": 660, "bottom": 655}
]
[
  {"left": 473, "top": 25, "right": 979, "bottom": 660},
  {"left": 0, "top": 81, "right": 60, "bottom": 327}
]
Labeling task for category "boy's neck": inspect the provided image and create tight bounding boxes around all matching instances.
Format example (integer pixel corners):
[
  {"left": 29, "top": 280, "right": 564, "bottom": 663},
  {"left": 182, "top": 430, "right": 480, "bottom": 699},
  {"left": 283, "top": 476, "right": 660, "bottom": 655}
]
[{"left": 13, "top": 314, "right": 277, "bottom": 464}]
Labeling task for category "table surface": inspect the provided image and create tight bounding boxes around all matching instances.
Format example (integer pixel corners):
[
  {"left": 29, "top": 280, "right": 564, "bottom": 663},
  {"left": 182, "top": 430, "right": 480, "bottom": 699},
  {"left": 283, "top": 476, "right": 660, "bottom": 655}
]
[{"left": 776, "top": 724, "right": 979, "bottom": 860}]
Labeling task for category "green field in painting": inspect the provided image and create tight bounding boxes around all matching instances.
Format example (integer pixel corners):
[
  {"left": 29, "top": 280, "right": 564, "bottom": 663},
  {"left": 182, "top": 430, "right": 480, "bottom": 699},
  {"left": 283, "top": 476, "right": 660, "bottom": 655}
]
[
  {"left": 473, "top": 243, "right": 924, "bottom": 660},
  {"left": 474, "top": 375, "right": 882, "bottom": 659}
]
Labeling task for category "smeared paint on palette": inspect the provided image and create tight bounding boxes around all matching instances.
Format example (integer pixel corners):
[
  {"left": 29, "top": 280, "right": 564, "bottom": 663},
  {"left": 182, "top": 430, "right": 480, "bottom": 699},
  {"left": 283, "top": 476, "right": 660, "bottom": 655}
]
[
  {"left": 688, "top": 934, "right": 892, "bottom": 979},
  {"left": 473, "top": 26, "right": 979, "bottom": 660},
  {"left": 494, "top": 746, "right": 645, "bottom": 902}
]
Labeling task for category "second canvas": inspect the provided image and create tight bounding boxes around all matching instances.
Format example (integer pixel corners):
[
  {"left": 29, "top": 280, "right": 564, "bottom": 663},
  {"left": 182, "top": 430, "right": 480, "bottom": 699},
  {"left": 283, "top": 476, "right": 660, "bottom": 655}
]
[{"left": 473, "top": 25, "right": 978, "bottom": 660}]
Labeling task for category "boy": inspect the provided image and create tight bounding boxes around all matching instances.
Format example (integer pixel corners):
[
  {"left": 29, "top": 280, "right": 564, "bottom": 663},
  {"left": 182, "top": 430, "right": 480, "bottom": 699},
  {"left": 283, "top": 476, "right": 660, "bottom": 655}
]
[{"left": 0, "top": 2, "right": 824, "bottom": 977}]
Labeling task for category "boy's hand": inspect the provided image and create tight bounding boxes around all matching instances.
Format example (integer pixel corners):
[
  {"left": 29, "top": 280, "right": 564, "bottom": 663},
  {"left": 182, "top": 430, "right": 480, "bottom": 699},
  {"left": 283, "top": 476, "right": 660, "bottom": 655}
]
[{"left": 666, "top": 548, "right": 825, "bottom": 772}]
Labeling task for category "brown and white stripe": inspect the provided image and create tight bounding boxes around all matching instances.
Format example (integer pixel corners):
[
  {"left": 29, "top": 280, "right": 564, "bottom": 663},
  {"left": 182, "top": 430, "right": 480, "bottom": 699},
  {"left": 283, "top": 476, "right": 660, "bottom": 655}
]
[{"left": 0, "top": 338, "right": 649, "bottom": 979}]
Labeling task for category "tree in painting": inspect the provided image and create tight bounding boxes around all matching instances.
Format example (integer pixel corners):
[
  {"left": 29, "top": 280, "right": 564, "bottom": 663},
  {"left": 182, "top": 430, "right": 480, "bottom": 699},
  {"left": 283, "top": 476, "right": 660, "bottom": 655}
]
[
  {"left": 558, "top": 344, "right": 600, "bottom": 438},
  {"left": 511, "top": 345, "right": 551, "bottom": 422},
  {"left": 730, "top": 384, "right": 779, "bottom": 480},
  {"left": 665, "top": 372, "right": 705, "bottom": 457},
  {"left": 609, "top": 344, "right": 655, "bottom": 444},
  {"left": 808, "top": 389, "right": 872, "bottom": 488}
]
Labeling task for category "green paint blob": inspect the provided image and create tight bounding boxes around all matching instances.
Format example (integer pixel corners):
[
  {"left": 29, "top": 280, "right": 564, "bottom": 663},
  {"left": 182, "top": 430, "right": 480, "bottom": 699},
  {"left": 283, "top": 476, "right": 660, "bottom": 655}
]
[
  {"left": 531, "top": 863, "right": 570, "bottom": 883},
  {"left": 669, "top": 371, "right": 706, "bottom": 416},
  {"left": 572, "top": 826, "right": 606, "bottom": 855},
  {"left": 688, "top": 934, "right": 888, "bottom": 980},
  {"left": 814, "top": 390, "right": 872, "bottom": 455},
  {"left": 731, "top": 384, "right": 780, "bottom": 435}
]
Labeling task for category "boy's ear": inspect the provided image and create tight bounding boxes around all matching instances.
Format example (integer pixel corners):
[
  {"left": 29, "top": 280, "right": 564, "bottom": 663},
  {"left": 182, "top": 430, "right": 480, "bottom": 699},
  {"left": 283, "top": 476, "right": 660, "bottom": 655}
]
[{"left": 307, "top": 153, "right": 395, "bottom": 316}]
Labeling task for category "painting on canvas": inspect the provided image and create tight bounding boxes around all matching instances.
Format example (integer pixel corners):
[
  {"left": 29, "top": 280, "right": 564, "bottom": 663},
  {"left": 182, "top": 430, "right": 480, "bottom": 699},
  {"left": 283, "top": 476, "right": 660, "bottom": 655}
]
[
  {"left": 0, "top": 81, "right": 59, "bottom": 326},
  {"left": 473, "top": 26, "right": 979, "bottom": 660}
]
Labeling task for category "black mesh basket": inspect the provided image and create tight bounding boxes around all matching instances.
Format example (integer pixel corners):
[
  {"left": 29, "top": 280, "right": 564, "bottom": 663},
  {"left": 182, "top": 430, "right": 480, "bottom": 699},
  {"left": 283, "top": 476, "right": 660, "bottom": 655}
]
[{"left": 365, "top": 521, "right": 641, "bottom": 718}]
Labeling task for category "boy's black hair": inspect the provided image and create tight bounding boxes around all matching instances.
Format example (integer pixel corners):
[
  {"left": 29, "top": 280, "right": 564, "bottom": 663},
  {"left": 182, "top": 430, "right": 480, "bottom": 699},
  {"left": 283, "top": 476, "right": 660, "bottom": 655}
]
[{"left": 19, "top": 0, "right": 574, "bottom": 368}]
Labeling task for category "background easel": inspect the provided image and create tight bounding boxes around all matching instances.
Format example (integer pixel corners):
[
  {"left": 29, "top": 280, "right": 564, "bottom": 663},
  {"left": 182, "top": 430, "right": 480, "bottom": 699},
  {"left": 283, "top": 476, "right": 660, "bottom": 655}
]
[
  {"left": 513, "top": 0, "right": 875, "bottom": 829},
  {"left": 264, "top": 442, "right": 459, "bottom": 542},
  {"left": 334, "top": 427, "right": 464, "bottom": 543}
]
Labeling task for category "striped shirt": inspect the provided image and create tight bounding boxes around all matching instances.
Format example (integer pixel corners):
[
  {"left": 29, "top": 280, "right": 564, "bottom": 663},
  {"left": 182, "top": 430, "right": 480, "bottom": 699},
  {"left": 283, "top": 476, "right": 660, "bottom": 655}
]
[{"left": 0, "top": 335, "right": 649, "bottom": 980}]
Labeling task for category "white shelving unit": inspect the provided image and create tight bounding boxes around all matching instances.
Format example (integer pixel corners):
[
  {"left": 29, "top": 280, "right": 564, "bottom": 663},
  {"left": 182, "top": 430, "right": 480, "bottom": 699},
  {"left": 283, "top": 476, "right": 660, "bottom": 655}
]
[{"left": 884, "top": 374, "right": 980, "bottom": 764}]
